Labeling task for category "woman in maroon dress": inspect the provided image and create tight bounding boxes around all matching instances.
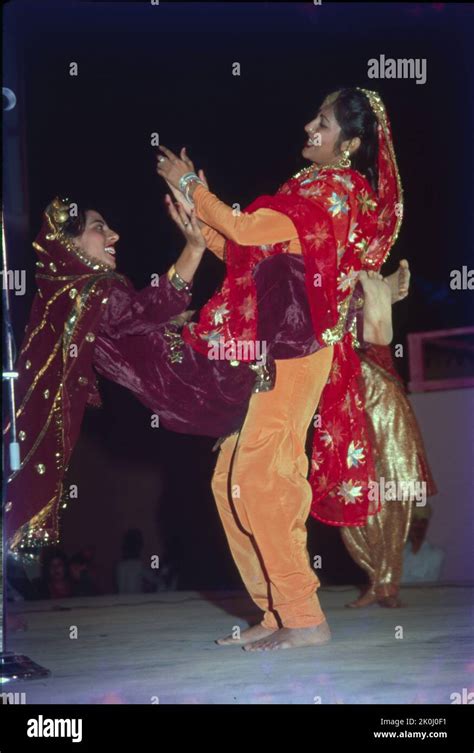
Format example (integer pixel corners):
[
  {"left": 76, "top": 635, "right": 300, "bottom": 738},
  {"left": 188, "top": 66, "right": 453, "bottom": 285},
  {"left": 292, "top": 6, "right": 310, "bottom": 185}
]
[{"left": 4, "top": 196, "right": 210, "bottom": 551}]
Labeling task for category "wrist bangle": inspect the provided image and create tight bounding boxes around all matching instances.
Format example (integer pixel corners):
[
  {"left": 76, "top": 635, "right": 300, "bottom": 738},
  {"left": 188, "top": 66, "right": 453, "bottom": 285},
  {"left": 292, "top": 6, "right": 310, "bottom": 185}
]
[
  {"left": 179, "top": 173, "right": 204, "bottom": 207},
  {"left": 167, "top": 264, "right": 191, "bottom": 292},
  {"left": 178, "top": 172, "right": 198, "bottom": 193},
  {"left": 184, "top": 183, "right": 194, "bottom": 206}
]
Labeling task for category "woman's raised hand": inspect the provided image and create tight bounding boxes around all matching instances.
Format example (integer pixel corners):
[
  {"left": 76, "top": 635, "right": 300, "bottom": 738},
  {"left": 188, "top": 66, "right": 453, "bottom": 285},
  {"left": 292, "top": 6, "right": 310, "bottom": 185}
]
[
  {"left": 177, "top": 147, "right": 209, "bottom": 191},
  {"left": 157, "top": 146, "right": 209, "bottom": 190},
  {"left": 179, "top": 146, "right": 195, "bottom": 173},
  {"left": 166, "top": 179, "right": 193, "bottom": 217},
  {"left": 164, "top": 194, "right": 205, "bottom": 253},
  {"left": 157, "top": 145, "right": 195, "bottom": 190}
]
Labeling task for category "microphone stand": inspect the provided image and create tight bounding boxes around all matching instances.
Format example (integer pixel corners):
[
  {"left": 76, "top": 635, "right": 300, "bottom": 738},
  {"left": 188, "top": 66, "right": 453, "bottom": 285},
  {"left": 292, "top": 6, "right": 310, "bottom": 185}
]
[{"left": 1, "top": 204, "right": 51, "bottom": 681}]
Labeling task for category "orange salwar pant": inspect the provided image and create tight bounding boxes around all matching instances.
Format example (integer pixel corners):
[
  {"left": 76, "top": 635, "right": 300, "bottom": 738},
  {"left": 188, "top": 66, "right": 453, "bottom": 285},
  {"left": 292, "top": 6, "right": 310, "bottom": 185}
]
[{"left": 211, "top": 346, "right": 334, "bottom": 629}]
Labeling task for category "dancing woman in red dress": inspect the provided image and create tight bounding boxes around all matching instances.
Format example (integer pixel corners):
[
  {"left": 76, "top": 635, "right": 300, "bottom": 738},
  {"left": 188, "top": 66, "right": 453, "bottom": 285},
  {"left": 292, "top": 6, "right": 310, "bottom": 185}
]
[{"left": 156, "top": 87, "right": 403, "bottom": 649}]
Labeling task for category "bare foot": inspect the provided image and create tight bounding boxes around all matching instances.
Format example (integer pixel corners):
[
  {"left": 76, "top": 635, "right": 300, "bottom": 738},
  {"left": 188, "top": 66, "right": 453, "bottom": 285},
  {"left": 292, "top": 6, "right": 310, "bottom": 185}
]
[
  {"left": 358, "top": 270, "right": 393, "bottom": 345},
  {"left": 384, "top": 259, "right": 411, "bottom": 303},
  {"left": 378, "top": 594, "right": 403, "bottom": 608},
  {"left": 215, "top": 623, "right": 278, "bottom": 646},
  {"left": 345, "top": 588, "right": 377, "bottom": 608},
  {"left": 243, "top": 620, "right": 332, "bottom": 651}
]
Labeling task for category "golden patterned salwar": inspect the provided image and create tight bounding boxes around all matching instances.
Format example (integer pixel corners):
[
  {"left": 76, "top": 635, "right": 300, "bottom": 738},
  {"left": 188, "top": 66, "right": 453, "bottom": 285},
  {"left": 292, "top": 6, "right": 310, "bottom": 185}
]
[{"left": 341, "top": 348, "right": 437, "bottom": 598}]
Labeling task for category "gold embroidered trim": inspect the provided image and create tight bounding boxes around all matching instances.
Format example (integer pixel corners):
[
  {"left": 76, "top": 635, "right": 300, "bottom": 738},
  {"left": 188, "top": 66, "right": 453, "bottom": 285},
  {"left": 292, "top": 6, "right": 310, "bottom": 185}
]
[
  {"left": 356, "top": 88, "right": 404, "bottom": 263},
  {"left": 16, "top": 336, "right": 63, "bottom": 418},
  {"left": 7, "top": 388, "right": 62, "bottom": 480},
  {"left": 8, "top": 492, "right": 59, "bottom": 551},
  {"left": 321, "top": 295, "right": 353, "bottom": 346},
  {"left": 164, "top": 326, "right": 185, "bottom": 364},
  {"left": 20, "top": 282, "right": 77, "bottom": 354}
]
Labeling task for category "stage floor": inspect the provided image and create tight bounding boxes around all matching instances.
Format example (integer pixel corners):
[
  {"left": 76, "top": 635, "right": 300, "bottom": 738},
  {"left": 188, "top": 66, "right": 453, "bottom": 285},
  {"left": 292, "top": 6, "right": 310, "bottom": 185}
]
[{"left": 5, "top": 585, "right": 473, "bottom": 704}]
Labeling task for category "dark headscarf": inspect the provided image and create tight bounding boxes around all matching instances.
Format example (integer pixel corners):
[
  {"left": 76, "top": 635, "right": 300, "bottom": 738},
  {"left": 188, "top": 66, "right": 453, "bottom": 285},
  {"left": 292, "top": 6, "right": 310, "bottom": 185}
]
[{"left": 4, "top": 197, "right": 126, "bottom": 551}]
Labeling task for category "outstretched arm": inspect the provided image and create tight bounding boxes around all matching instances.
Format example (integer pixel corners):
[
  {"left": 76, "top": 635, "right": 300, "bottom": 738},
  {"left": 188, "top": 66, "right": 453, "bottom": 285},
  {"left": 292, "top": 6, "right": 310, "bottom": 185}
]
[
  {"left": 164, "top": 171, "right": 227, "bottom": 260},
  {"left": 98, "top": 201, "right": 206, "bottom": 338},
  {"left": 167, "top": 198, "right": 206, "bottom": 284},
  {"left": 191, "top": 183, "right": 296, "bottom": 246},
  {"left": 156, "top": 146, "right": 298, "bottom": 248},
  {"left": 97, "top": 277, "right": 192, "bottom": 339}
]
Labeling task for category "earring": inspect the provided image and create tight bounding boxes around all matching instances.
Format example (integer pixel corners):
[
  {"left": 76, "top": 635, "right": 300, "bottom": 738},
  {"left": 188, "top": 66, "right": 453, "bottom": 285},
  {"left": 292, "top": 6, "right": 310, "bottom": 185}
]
[{"left": 335, "top": 149, "right": 351, "bottom": 169}]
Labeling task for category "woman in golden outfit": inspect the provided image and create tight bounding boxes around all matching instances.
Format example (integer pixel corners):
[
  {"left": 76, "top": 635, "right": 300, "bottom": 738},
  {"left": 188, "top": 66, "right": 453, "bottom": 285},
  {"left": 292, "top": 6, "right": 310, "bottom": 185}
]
[{"left": 342, "top": 260, "right": 438, "bottom": 609}]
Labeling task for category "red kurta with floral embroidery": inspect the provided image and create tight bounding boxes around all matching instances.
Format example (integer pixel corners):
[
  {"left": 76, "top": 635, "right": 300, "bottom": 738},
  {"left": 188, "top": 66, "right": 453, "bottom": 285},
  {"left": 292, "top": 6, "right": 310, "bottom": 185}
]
[{"left": 183, "top": 90, "right": 402, "bottom": 526}]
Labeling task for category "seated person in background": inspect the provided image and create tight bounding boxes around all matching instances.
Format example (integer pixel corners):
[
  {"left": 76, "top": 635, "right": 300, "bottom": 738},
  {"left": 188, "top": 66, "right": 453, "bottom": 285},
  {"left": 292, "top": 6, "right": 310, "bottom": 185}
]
[
  {"left": 69, "top": 551, "right": 101, "bottom": 597},
  {"left": 32, "top": 546, "right": 74, "bottom": 599},
  {"left": 401, "top": 505, "right": 444, "bottom": 584},
  {"left": 116, "top": 528, "right": 161, "bottom": 594}
]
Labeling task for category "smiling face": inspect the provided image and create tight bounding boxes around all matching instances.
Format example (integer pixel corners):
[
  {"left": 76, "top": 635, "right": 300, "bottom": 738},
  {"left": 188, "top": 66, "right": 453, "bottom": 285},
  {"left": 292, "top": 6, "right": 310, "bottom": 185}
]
[
  {"left": 302, "top": 91, "right": 360, "bottom": 167},
  {"left": 72, "top": 210, "right": 120, "bottom": 270}
]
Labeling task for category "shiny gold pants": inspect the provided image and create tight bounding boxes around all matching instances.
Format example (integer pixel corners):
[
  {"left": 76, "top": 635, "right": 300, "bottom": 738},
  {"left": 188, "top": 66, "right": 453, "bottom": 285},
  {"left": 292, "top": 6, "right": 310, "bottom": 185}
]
[
  {"left": 211, "top": 347, "right": 333, "bottom": 629},
  {"left": 341, "top": 355, "right": 417, "bottom": 597},
  {"left": 341, "top": 499, "right": 412, "bottom": 597}
]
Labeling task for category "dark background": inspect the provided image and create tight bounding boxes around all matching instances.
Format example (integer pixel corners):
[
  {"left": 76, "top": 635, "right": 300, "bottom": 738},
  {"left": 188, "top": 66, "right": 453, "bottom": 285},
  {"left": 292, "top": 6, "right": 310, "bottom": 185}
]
[{"left": 3, "top": 1, "right": 474, "bottom": 590}]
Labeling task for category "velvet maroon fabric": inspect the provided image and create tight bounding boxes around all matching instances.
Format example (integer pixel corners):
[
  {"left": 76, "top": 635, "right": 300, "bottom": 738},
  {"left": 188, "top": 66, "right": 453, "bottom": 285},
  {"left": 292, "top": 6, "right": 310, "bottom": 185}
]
[
  {"left": 93, "top": 281, "right": 257, "bottom": 438},
  {"left": 93, "top": 254, "right": 365, "bottom": 438},
  {"left": 255, "top": 255, "right": 365, "bottom": 361},
  {"left": 5, "top": 200, "right": 192, "bottom": 550}
]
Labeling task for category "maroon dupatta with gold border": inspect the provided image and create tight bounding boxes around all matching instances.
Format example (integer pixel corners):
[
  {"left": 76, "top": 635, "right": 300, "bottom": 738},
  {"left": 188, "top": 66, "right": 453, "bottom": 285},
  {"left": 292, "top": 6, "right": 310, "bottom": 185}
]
[{"left": 4, "top": 198, "right": 127, "bottom": 551}]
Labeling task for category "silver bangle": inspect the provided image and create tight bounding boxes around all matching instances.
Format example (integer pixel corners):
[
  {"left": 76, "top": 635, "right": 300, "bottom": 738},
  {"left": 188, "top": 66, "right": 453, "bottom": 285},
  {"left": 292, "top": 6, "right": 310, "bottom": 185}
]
[
  {"left": 178, "top": 172, "right": 198, "bottom": 193},
  {"left": 179, "top": 173, "right": 204, "bottom": 207},
  {"left": 184, "top": 182, "right": 196, "bottom": 206},
  {"left": 168, "top": 264, "right": 191, "bottom": 292}
]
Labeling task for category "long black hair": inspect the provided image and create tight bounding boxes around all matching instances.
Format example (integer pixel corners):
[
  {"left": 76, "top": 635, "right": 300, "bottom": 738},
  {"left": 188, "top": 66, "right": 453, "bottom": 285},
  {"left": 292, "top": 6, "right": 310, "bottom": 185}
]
[{"left": 331, "top": 88, "right": 379, "bottom": 193}]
